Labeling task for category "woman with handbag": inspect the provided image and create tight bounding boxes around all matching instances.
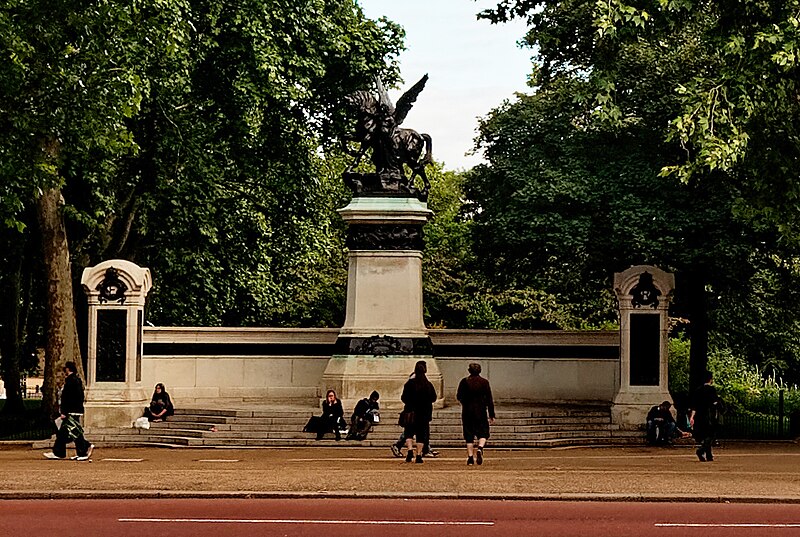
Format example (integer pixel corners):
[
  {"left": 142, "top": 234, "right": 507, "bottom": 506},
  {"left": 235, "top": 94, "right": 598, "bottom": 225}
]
[{"left": 400, "top": 362, "right": 437, "bottom": 463}]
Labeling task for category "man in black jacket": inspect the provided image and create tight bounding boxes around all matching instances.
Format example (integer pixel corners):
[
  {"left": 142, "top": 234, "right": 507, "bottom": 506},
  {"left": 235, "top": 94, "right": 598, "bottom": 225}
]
[
  {"left": 44, "top": 361, "right": 94, "bottom": 460},
  {"left": 457, "top": 363, "right": 495, "bottom": 465},
  {"left": 691, "top": 370, "right": 721, "bottom": 462}
]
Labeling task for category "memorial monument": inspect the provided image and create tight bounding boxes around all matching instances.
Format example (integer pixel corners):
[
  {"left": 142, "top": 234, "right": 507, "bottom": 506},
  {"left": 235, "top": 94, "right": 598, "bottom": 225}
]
[
  {"left": 321, "top": 74, "right": 444, "bottom": 408},
  {"left": 81, "top": 260, "right": 152, "bottom": 427},
  {"left": 612, "top": 265, "right": 675, "bottom": 428}
]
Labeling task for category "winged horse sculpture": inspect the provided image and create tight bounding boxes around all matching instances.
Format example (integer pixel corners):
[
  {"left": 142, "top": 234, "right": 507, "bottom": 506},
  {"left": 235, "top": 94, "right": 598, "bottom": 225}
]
[{"left": 344, "top": 75, "right": 433, "bottom": 198}]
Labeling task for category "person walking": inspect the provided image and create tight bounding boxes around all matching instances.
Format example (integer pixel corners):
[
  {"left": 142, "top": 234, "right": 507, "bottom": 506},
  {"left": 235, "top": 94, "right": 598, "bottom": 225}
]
[
  {"left": 690, "top": 370, "right": 721, "bottom": 462},
  {"left": 457, "top": 363, "right": 495, "bottom": 465},
  {"left": 400, "top": 361, "right": 437, "bottom": 463},
  {"left": 391, "top": 361, "right": 439, "bottom": 458},
  {"left": 44, "top": 361, "right": 94, "bottom": 461}
]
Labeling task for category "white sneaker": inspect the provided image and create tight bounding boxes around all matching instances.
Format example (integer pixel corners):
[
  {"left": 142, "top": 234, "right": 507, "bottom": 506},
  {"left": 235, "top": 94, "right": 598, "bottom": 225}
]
[
  {"left": 43, "top": 452, "right": 65, "bottom": 460},
  {"left": 75, "top": 444, "right": 94, "bottom": 461}
]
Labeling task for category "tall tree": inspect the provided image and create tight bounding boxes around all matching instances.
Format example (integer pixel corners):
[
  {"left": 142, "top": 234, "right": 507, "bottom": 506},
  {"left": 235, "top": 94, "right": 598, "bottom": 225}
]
[
  {"left": 1, "top": 0, "right": 194, "bottom": 415},
  {"left": 0, "top": 0, "right": 403, "bottom": 416},
  {"left": 473, "top": 0, "right": 800, "bottom": 387}
]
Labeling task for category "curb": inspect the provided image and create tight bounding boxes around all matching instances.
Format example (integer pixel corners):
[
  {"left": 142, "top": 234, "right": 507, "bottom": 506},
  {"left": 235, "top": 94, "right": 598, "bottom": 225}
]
[{"left": 1, "top": 490, "right": 799, "bottom": 503}]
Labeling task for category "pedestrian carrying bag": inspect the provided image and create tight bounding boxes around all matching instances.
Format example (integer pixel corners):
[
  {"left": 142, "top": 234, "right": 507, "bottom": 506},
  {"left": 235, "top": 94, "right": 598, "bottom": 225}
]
[{"left": 398, "top": 410, "right": 415, "bottom": 427}]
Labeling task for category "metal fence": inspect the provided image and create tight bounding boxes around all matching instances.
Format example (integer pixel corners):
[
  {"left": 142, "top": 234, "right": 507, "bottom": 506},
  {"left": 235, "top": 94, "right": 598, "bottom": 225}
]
[
  {"left": 0, "top": 426, "right": 53, "bottom": 441},
  {"left": 718, "top": 390, "right": 797, "bottom": 440},
  {"left": 718, "top": 413, "right": 792, "bottom": 440}
]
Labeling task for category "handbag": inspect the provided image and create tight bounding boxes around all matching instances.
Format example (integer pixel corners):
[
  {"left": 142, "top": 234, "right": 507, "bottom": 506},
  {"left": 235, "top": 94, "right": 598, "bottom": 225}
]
[
  {"left": 303, "top": 415, "right": 323, "bottom": 433},
  {"left": 133, "top": 416, "right": 151, "bottom": 429},
  {"left": 62, "top": 415, "right": 84, "bottom": 441},
  {"left": 398, "top": 410, "right": 415, "bottom": 427}
]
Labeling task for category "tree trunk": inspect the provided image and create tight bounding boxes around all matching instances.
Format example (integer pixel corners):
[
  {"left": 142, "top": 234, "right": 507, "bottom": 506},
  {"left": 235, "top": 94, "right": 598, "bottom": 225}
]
[
  {"left": 35, "top": 186, "right": 83, "bottom": 419},
  {"left": 0, "top": 240, "right": 25, "bottom": 415},
  {"left": 686, "top": 270, "right": 710, "bottom": 392}
]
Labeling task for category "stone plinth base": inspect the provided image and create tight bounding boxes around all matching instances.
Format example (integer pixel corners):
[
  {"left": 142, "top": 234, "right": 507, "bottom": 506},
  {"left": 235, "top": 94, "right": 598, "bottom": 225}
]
[
  {"left": 84, "top": 386, "right": 148, "bottom": 428},
  {"left": 321, "top": 355, "right": 444, "bottom": 411},
  {"left": 612, "top": 389, "right": 672, "bottom": 430}
]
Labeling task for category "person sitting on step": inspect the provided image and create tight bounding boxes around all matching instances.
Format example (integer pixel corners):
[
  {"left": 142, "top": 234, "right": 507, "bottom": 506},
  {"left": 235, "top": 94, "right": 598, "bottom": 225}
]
[
  {"left": 646, "top": 401, "right": 689, "bottom": 445},
  {"left": 346, "top": 391, "right": 380, "bottom": 441},
  {"left": 143, "top": 383, "right": 174, "bottom": 422},
  {"left": 317, "top": 389, "right": 346, "bottom": 441}
]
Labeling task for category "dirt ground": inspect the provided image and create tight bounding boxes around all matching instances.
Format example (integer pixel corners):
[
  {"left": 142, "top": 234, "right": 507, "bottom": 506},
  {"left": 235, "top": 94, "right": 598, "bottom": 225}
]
[{"left": 2, "top": 442, "right": 800, "bottom": 500}]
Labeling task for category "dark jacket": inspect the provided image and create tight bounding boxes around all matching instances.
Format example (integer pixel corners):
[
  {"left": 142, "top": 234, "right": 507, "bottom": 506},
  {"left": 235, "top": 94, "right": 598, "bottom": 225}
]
[
  {"left": 692, "top": 383, "right": 720, "bottom": 438},
  {"left": 60, "top": 373, "right": 85, "bottom": 415},
  {"left": 150, "top": 391, "right": 174, "bottom": 416},
  {"left": 646, "top": 406, "right": 675, "bottom": 424},
  {"left": 457, "top": 375, "right": 495, "bottom": 421},
  {"left": 401, "top": 375, "right": 437, "bottom": 422},
  {"left": 321, "top": 399, "right": 344, "bottom": 419},
  {"left": 352, "top": 398, "right": 379, "bottom": 419}
]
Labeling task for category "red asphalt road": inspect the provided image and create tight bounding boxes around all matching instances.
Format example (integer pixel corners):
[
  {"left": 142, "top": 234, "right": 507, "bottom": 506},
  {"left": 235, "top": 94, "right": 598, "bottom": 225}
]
[{"left": 5, "top": 499, "right": 800, "bottom": 537}]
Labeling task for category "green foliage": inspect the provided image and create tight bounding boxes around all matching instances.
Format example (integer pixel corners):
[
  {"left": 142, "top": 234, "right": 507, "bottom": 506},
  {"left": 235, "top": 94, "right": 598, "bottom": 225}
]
[
  {"left": 708, "top": 347, "right": 800, "bottom": 415},
  {"left": 473, "top": 0, "right": 800, "bottom": 382},
  {"left": 124, "top": 1, "right": 402, "bottom": 327},
  {"left": 668, "top": 336, "right": 691, "bottom": 396},
  {"left": 422, "top": 164, "right": 588, "bottom": 329},
  {"left": 672, "top": 337, "right": 800, "bottom": 415},
  {"left": 1, "top": 0, "right": 405, "bottom": 330},
  {"left": 481, "top": 0, "right": 800, "bottom": 239}
]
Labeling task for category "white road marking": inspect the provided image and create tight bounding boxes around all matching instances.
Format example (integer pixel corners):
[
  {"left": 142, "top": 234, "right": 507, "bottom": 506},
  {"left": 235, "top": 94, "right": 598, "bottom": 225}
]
[
  {"left": 657, "top": 523, "right": 800, "bottom": 528},
  {"left": 196, "top": 459, "right": 240, "bottom": 462},
  {"left": 119, "top": 518, "right": 493, "bottom": 526}
]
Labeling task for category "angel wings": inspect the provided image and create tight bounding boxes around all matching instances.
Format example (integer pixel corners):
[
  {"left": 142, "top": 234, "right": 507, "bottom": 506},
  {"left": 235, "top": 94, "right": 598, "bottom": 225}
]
[{"left": 344, "top": 74, "right": 434, "bottom": 199}]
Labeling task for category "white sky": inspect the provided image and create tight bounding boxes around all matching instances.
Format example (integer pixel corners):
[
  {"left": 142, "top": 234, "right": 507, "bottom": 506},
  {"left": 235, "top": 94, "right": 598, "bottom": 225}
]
[{"left": 358, "top": 0, "right": 533, "bottom": 171}]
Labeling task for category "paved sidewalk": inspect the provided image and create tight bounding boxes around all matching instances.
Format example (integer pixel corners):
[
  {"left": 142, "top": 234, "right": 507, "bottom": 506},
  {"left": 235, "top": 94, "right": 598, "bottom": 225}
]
[{"left": 1, "top": 442, "right": 799, "bottom": 502}]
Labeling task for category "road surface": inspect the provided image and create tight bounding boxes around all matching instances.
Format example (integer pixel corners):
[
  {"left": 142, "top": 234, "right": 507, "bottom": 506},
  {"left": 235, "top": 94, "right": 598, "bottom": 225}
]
[{"left": 5, "top": 499, "right": 800, "bottom": 536}]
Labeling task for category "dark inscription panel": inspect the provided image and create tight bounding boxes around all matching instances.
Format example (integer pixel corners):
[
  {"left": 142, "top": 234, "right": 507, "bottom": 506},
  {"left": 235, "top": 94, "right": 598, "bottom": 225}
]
[
  {"left": 136, "top": 310, "right": 143, "bottom": 382},
  {"left": 630, "top": 313, "right": 660, "bottom": 386},
  {"left": 97, "top": 309, "right": 127, "bottom": 382}
]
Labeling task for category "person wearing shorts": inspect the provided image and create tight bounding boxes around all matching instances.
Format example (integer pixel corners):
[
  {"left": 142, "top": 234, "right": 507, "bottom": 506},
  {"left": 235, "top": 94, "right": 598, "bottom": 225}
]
[{"left": 456, "top": 363, "right": 495, "bottom": 465}]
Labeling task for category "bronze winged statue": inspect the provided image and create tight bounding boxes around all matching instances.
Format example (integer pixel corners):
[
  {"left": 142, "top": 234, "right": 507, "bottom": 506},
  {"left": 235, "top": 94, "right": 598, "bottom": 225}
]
[{"left": 344, "top": 75, "right": 433, "bottom": 199}]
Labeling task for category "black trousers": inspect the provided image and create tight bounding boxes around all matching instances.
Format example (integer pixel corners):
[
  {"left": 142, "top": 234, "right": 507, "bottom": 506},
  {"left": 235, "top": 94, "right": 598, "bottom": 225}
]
[{"left": 52, "top": 416, "right": 91, "bottom": 458}]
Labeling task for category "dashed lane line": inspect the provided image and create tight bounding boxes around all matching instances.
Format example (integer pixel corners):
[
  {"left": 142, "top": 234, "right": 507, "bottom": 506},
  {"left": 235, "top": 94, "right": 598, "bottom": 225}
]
[{"left": 119, "top": 518, "right": 493, "bottom": 526}]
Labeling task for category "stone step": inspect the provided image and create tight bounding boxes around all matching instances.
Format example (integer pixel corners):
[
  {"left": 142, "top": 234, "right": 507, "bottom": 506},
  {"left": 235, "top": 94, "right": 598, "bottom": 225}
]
[
  {"left": 142, "top": 421, "right": 616, "bottom": 435},
  {"left": 88, "top": 427, "right": 626, "bottom": 443},
  {"left": 162, "top": 415, "right": 612, "bottom": 429},
  {"left": 174, "top": 407, "right": 611, "bottom": 420},
  {"left": 79, "top": 403, "right": 643, "bottom": 449},
  {"left": 89, "top": 425, "right": 619, "bottom": 440}
]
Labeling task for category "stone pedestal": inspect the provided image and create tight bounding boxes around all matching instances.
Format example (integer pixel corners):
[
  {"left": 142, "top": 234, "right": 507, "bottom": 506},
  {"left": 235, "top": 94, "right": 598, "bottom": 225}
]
[
  {"left": 322, "top": 196, "right": 443, "bottom": 410},
  {"left": 612, "top": 265, "right": 675, "bottom": 428},
  {"left": 81, "top": 260, "right": 152, "bottom": 428}
]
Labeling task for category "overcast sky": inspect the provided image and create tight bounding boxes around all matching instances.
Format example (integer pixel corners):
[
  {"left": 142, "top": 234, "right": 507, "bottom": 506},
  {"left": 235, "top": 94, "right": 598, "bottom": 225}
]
[{"left": 358, "top": 0, "right": 533, "bottom": 171}]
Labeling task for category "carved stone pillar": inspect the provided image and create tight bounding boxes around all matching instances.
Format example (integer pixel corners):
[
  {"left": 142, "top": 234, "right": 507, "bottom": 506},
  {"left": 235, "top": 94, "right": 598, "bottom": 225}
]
[
  {"left": 612, "top": 265, "right": 675, "bottom": 428},
  {"left": 81, "top": 260, "right": 152, "bottom": 427},
  {"left": 322, "top": 196, "right": 443, "bottom": 409}
]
